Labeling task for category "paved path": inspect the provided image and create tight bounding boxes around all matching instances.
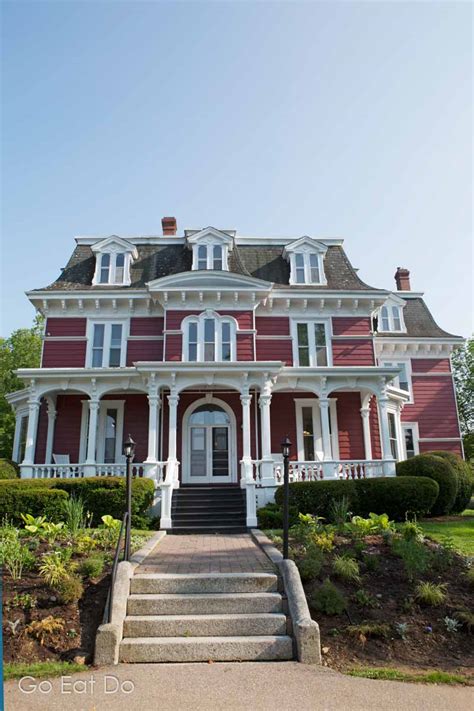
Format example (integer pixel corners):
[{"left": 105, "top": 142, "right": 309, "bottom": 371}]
[
  {"left": 5, "top": 662, "right": 472, "bottom": 711},
  {"left": 138, "top": 533, "right": 274, "bottom": 573}
]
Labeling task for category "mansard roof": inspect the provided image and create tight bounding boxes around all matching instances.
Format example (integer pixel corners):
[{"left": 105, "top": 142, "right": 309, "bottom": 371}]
[
  {"left": 32, "top": 242, "right": 378, "bottom": 292},
  {"left": 377, "top": 297, "right": 462, "bottom": 339}
]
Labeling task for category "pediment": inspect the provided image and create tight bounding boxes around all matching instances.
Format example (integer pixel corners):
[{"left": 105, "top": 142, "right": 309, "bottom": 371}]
[
  {"left": 91, "top": 235, "right": 138, "bottom": 258},
  {"left": 185, "top": 226, "right": 234, "bottom": 249},
  {"left": 283, "top": 236, "right": 328, "bottom": 259},
  {"left": 147, "top": 270, "right": 273, "bottom": 292}
]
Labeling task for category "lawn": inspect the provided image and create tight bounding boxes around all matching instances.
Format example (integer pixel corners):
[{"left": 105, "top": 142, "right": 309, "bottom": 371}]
[{"left": 418, "top": 515, "right": 474, "bottom": 556}]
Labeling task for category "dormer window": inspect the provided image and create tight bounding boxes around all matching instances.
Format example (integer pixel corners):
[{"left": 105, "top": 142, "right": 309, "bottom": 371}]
[
  {"left": 91, "top": 236, "right": 138, "bottom": 287},
  {"left": 193, "top": 242, "right": 227, "bottom": 270},
  {"left": 378, "top": 300, "right": 405, "bottom": 332},
  {"left": 283, "top": 236, "right": 327, "bottom": 286},
  {"left": 186, "top": 227, "right": 233, "bottom": 271}
]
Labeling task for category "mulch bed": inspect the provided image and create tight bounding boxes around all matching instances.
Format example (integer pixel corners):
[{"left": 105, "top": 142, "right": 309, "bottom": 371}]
[{"left": 302, "top": 535, "right": 474, "bottom": 674}]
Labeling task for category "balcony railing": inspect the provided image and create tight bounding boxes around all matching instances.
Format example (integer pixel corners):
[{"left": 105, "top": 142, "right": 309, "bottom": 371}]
[
  {"left": 252, "top": 459, "right": 390, "bottom": 485},
  {"left": 20, "top": 462, "right": 165, "bottom": 482}
]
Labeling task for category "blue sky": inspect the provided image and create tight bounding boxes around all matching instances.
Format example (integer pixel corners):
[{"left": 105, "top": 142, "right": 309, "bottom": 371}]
[{"left": 1, "top": 1, "right": 472, "bottom": 337}]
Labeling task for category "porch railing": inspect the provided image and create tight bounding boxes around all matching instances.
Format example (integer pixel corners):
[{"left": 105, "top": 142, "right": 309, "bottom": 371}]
[
  {"left": 21, "top": 462, "right": 165, "bottom": 482},
  {"left": 251, "top": 459, "right": 388, "bottom": 485}
]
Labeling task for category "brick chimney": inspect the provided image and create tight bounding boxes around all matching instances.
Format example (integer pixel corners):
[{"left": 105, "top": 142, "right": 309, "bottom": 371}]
[
  {"left": 162, "top": 216, "right": 177, "bottom": 236},
  {"left": 395, "top": 267, "right": 411, "bottom": 291}
]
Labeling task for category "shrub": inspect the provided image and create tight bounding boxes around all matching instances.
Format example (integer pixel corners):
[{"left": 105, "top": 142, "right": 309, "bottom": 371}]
[
  {"left": 311, "top": 578, "right": 348, "bottom": 615},
  {"left": 427, "top": 451, "right": 474, "bottom": 513},
  {"left": 399, "top": 519, "right": 424, "bottom": 542},
  {"left": 396, "top": 454, "right": 457, "bottom": 515},
  {"left": 332, "top": 555, "right": 361, "bottom": 583},
  {"left": 0, "top": 535, "right": 34, "bottom": 579},
  {"left": 354, "top": 589, "right": 378, "bottom": 608},
  {"left": 257, "top": 503, "right": 283, "bottom": 529},
  {"left": 57, "top": 574, "right": 84, "bottom": 604},
  {"left": 0, "top": 486, "right": 68, "bottom": 524},
  {"left": 78, "top": 554, "right": 105, "bottom": 579},
  {"left": 415, "top": 581, "right": 447, "bottom": 606},
  {"left": 350, "top": 513, "right": 393, "bottom": 537},
  {"left": 26, "top": 616, "right": 65, "bottom": 646},
  {"left": 275, "top": 476, "right": 439, "bottom": 522},
  {"left": 454, "top": 610, "right": 474, "bottom": 634},
  {"left": 0, "top": 459, "right": 20, "bottom": 479},
  {"left": 296, "top": 548, "right": 324, "bottom": 582},
  {"left": 361, "top": 553, "right": 380, "bottom": 572},
  {"left": 39, "top": 552, "right": 70, "bottom": 586},
  {"left": 391, "top": 538, "right": 431, "bottom": 581},
  {"left": 347, "top": 623, "right": 390, "bottom": 639}
]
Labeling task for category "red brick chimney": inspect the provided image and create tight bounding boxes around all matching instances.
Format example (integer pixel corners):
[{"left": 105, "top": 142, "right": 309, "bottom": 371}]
[
  {"left": 395, "top": 267, "right": 411, "bottom": 291},
  {"left": 162, "top": 216, "right": 177, "bottom": 236}
]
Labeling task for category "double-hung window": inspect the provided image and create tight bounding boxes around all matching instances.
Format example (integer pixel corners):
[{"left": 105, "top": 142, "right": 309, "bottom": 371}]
[
  {"left": 294, "top": 321, "right": 330, "bottom": 366},
  {"left": 292, "top": 252, "right": 322, "bottom": 284},
  {"left": 388, "top": 412, "right": 399, "bottom": 460},
  {"left": 100, "top": 254, "right": 111, "bottom": 283},
  {"left": 402, "top": 423, "right": 419, "bottom": 459},
  {"left": 379, "top": 304, "right": 403, "bottom": 332},
  {"left": 184, "top": 314, "right": 236, "bottom": 362},
  {"left": 193, "top": 243, "right": 227, "bottom": 270},
  {"left": 98, "top": 252, "right": 127, "bottom": 284},
  {"left": 197, "top": 245, "right": 208, "bottom": 270},
  {"left": 89, "top": 322, "right": 125, "bottom": 367},
  {"left": 213, "top": 245, "right": 223, "bottom": 270}
]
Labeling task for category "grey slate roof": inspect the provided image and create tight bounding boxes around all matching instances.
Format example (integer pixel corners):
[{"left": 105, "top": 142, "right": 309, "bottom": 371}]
[
  {"left": 34, "top": 243, "right": 379, "bottom": 292},
  {"left": 376, "top": 297, "right": 462, "bottom": 339}
]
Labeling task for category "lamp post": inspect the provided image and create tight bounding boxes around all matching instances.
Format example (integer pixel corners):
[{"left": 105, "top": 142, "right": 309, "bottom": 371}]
[
  {"left": 281, "top": 435, "right": 291, "bottom": 559},
  {"left": 123, "top": 435, "right": 135, "bottom": 561}
]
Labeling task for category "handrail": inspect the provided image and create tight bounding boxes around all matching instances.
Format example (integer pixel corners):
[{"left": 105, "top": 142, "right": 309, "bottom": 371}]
[{"left": 103, "top": 511, "right": 129, "bottom": 625}]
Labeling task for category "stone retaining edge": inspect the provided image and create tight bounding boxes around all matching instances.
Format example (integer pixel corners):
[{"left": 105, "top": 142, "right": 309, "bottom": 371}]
[
  {"left": 250, "top": 528, "right": 322, "bottom": 665},
  {"left": 94, "top": 530, "right": 167, "bottom": 666}
]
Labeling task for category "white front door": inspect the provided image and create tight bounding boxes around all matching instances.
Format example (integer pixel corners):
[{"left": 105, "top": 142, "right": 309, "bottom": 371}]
[{"left": 185, "top": 403, "right": 233, "bottom": 484}]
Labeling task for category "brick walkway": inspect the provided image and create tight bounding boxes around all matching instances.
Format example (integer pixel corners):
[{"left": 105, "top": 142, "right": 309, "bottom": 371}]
[{"left": 138, "top": 534, "right": 275, "bottom": 574}]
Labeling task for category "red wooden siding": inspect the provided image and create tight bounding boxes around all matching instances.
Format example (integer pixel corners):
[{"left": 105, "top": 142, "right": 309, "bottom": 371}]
[
  {"left": 51, "top": 395, "right": 84, "bottom": 463},
  {"left": 269, "top": 393, "right": 313, "bottom": 458},
  {"left": 237, "top": 333, "right": 254, "bottom": 360},
  {"left": 255, "top": 317, "right": 290, "bottom": 336},
  {"left": 165, "top": 335, "right": 182, "bottom": 361},
  {"left": 166, "top": 310, "right": 253, "bottom": 331},
  {"left": 256, "top": 339, "right": 293, "bottom": 365},
  {"left": 332, "top": 317, "right": 372, "bottom": 337},
  {"left": 107, "top": 394, "right": 149, "bottom": 463},
  {"left": 419, "top": 441, "right": 463, "bottom": 456},
  {"left": 332, "top": 340, "right": 375, "bottom": 366},
  {"left": 34, "top": 401, "right": 48, "bottom": 463},
  {"left": 42, "top": 341, "right": 86, "bottom": 367},
  {"left": 411, "top": 358, "right": 451, "bottom": 374},
  {"left": 402, "top": 376, "right": 460, "bottom": 438},
  {"left": 45, "top": 318, "right": 86, "bottom": 337},
  {"left": 369, "top": 396, "right": 382, "bottom": 459},
  {"left": 130, "top": 317, "right": 164, "bottom": 337},
  {"left": 126, "top": 340, "right": 163, "bottom": 365},
  {"left": 333, "top": 392, "right": 365, "bottom": 460}
]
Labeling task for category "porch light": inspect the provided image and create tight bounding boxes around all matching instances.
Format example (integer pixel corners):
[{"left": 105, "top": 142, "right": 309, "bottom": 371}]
[
  {"left": 281, "top": 435, "right": 291, "bottom": 458},
  {"left": 123, "top": 435, "right": 136, "bottom": 459}
]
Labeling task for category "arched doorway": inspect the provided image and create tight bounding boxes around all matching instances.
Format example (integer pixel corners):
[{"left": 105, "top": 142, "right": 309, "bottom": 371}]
[{"left": 182, "top": 398, "right": 237, "bottom": 484}]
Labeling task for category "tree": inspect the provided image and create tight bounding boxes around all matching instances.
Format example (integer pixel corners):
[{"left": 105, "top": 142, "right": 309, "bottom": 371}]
[
  {"left": 0, "top": 315, "right": 44, "bottom": 458},
  {"left": 451, "top": 337, "right": 474, "bottom": 460}
]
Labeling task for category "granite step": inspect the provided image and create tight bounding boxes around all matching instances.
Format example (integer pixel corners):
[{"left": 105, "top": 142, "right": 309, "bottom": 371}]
[{"left": 123, "top": 612, "right": 288, "bottom": 638}]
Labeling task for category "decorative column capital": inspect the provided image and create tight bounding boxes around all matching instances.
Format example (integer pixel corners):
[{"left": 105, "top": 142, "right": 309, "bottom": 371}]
[
  {"left": 148, "top": 394, "right": 161, "bottom": 409},
  {"left": 167, "top": 393, "right": 179, "bottom": 408},
  {"left": 259, "top": 394, "right": 271, "bottom": 409},
  {"left": 360, "top": 407, "right": 370, "bottom": 419},
  {"left": 318, "top": 397, "right": 330, "bottom": 409},
  {"left": 240, "top": 393, "right": 252, "bottom": 407},
  {"left": 27, "top": 399, "right": 41, "bottom": 411},
  {"left": 89, "top": 400, "right": 100, "bottom": 413}
]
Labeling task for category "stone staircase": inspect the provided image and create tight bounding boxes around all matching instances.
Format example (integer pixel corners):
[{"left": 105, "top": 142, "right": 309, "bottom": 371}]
[
  {"left": 171, "top": 486, "right": 247, "bottom": 533},
  {"left": 119, "top": 572, "right": 294, "bottom": 662}
]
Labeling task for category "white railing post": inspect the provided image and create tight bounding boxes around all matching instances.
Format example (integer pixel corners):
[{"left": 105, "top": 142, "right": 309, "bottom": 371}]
[
  {"left": 21, "top": 398, "right": 41, "bottom": 477},
  {"left": 44, "top": 396, "right": 57, "bottom": 465},
  {"left": 319, "top": 397, "right": 332, "bottom": 461},
  {"left": 84, "top": 399, "right": 100, "bottom": 477}
]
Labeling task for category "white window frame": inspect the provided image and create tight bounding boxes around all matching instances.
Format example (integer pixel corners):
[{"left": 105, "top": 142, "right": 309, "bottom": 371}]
[
  {"left": 380, "top": 359, "right": 413, "bottom": 403},
  {"left": 378, "top": 300, "right": 406, "bottom": 333},
  {"left": 291, "top": 318, "right": 332, "bottom": 367},
  {"left": 86, "top": 320, "right": 128, "bottom": 368},
  {"left": 289, "top": 251, "right": 324, "bottom": 285},
  {"left": 79, "top": 400, "right": 125, "bottom": 463},
  {"left": 12, "top": 407, "right": 29, "bottom": 463},
  {"left": 401, "top": 422, "right": 420, "bottom": 460},
  {"left": 294, "top": 398, "right": 339, "bottom": 461},
  {"left": 92, "top": 252, "right": 133, "bottom": 285},
  {"left": 383, "top": 403, "right": 404, "bottom": 462},
  {"left": 182, "top": 311, "right": 237, "bottom": 362},
  {"left": 191, "top": 240, "right": 229, "bottom": 271}
]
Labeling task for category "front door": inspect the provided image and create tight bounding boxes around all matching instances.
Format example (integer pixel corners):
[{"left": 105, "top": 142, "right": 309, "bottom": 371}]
[{"left": 185, "top": 404, "right": 233, "bottom": 484}]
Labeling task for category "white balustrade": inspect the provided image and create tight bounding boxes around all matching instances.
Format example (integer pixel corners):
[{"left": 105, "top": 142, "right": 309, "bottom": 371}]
[
  {"left": 272, "top": 459, "right": 387, "bottom": 484},
  {"left": 21, "top": 462, "right": 165, "bottom": 482}
]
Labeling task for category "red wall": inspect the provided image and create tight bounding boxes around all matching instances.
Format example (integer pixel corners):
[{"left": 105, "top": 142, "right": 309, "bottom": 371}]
[
  {"left": 419, "top": 441, "right": 463, "bottom": 456},
  {"left": 369, "top": 396, "right": 382, "bottom": 459},
  {"left": 34, "top": 401, "right": 48, "bottom": 463},
  {"left": 130, "top": 317, "right": 164, "bottom": 336},
  {"left": 332, "top": 317, "right": 372, "bottom": 336},
  {"left": 127, "top": 340, "right": 163, "bottom": 365},
  {"left": 51, "top": 395, "right": 84, "bottom": 463},
  {"left": 256, "top": 339, "right": 293, "bottom": 364},
  {"left": 332, "top": 340, "right": 375, "bottom": 366},
  {"left": 255, "top": 317, "right": 290, "bottom": 335},
  {"left": 402, "top": 374, "right": 460, "bottom": 439},
  {"left": 107, "top": 394, "right": 149, "bottom": 463},
  {"left": 165, "top": 335, "right": 182, "bottom": 361},
  {"left": 45, "top": 318, "right": 86, "bottom": 337},
  {"left": 411, "top": 358, "right": 451, "bottom": 374},
  {"left": 269, "top": 393, "right": 313, "bottom": 458},
  {"left": 42, "top": 341, "right": 87, "bottom": 367},
  {"left": 237, "top": 333, "right": 254, "bottom": 360},
  {"left": 332, "top": 391, "right": 365, "bottom": 459}
]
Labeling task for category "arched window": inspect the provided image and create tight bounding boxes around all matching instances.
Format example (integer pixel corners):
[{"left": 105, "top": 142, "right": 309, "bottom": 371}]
[
  {"left": 213, "top": 245, "right": 223, "bottom": 270},
  {"left": 115, "top": 253, "right": 125, "bottom": 282},
  {"left": 183, "top": 312, "right": 236, "bottom": 362},
  {"left": 100, "top": 253, "right": 111, "bottom": 283},
  {"left": 97, "top": 252, "right": 128, "bottom": 284},
  {"left": 379, "top": 303, "right": 404, "bottom": 332},
  {"left": 197, "top": 245, "right": 207, "bottom": 270}
]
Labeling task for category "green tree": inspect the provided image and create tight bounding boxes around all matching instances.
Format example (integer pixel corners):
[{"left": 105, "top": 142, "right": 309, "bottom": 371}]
[
  {"left": 0, "top": 315, "right": 44, "bottom": 458},
  {"left": 451, "top": 337, "right": 474, "bottom": 460}
]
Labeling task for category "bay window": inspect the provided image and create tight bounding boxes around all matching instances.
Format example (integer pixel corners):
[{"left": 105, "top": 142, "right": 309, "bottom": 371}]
[
  {"left": 88, "top": 322, "right": 126, "bottom": 367},
  {"left": 293, "top": 320, "right": 330, "bottom": 367},
  {"left": 183, "top": 312, "right": 236, "bottom": 362}
]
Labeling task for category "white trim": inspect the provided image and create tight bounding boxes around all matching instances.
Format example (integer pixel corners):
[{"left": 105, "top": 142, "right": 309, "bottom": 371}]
[
  {"left": 401, "top": 422, "right": 420, "bottom": 459},
  {"left": 379, "top": 358, "right": 413, "bottom": 404},
  {"left": 79, "top": 400, "right": 125, "bottom": 463},
  {"left": 181, "top": 396, "right": 237, "bottom": 484},
  {"left": 283, "top": 237, "right": 328, "bottom": 286},
  {"left": 384, "top": 402, "right": 404, "bottom": 462},
  {"left": 294, "top": 398, "right": 338, "bottom": 461},
  {"left": 12, "top": 410, "right": 29, "bottom": 463},
  {"left": 86, "top": 319, "right": 128, "bottom": 368},
  {"left": 377, "top": 297, "right": 407, "bottom": 333},
  {"left": 291, "top": 318, "right": 332, "bottom": 367},
  {"left": 181, "top": 311, "right": 237, "bottom": 363},
  {"left": 418, "top": 437, "right": 462, "bottom": 442}
]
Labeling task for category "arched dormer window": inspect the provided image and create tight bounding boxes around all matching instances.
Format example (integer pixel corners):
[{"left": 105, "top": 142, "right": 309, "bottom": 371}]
[
  {"left": 182, "top": 311, "right": 237, "bottom": 362},
  {"left": 377, "top": 298, "right": 406, "bottom": 333},
  {"left": 186, "top": 227, "right": 233, "bottom": 271},
  {"left": 283, "top": 236, "right": 327, "bottom": 286},
  {"left": 91, "top": 236, "right": 138, "bottom": 286}
]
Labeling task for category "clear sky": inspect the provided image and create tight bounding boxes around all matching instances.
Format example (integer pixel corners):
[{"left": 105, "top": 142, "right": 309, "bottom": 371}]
[{"left": 1, "top": 1, "right": 472, "bottom": 337}]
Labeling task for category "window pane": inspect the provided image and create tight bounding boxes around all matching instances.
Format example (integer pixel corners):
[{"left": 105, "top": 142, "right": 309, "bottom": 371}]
[
  {"left": 212, "top": 427, "right": 229, "bottom": 476},
  {"left": 18, "top": 416, "right": 28, "bottom": 462},
  {"left": 297, "top": 323, "right": 308, "bottom": 346},
  {"left": 213, "top": 245, "right": 223, "bottom": 270},
  {"left": 109, "top": 324, "right": 122, "bottom": 367},
  {"left": 92, "top": 324, "right": 104, "bottom": 367},
  {"left": 204, "top": 318, "right": 215, "bottom": 342},
  {"left": 302, "top": 407, "right": 315, "bottom": 461},
  {"left": 309, "top": 254, "right": 320, "bottom": 283},
  {"left": 100, "top": 254, "right": 110, "bottom": 283},
  {"left": 397, "top": 362, "right": 409, "bottom": 391},
  {"left": 222, "top": 322, "right": 230, "bottom": 342},
  {"left": 190, "top": 428, "right": 206, "bottom": 477},
  {"left": 115, "top": 253, "right": 125, "bottom": 283},
  {"left": 392, "top": 306, "right": 401, "bottom": 330},
  {"left": 222, "top": 343, "right": 231, "bottom": 361},
  {"left": 381, "top": 306, "right": 390, "bottom": 331},
  {"left": 388, "top": 413, "right": 398, "bottom": 459},
  {"left": 104, "top": 409, "right": 117, "bottom": 463},
  {"left": 188, "top": 343, "right": 197, "bottom": 361},
  {"left": 316, "top": 347, "right": 328, "bottom": 366},
  {"left": 295, "top": 254, "right": 305, "bottom": 283},
  {"left": 404, "top": 428, "right": 415, "bottom": 458},
  {"left": 198, "top": 245, "right": 207, "bottom": 269},
  {"left": 314, "top": 323, "right": 326, "bottom": 347},
  {"left": 189, "top": 322, "right": 198, "bottom": 342}
]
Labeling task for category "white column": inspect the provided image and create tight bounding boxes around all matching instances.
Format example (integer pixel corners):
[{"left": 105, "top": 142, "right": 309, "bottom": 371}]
[
  {"left": 259, "top": 392, "right": 275, "bottom": 486},
  {"left": 12, "top": 410, "right": 24, "bottom": 463},
  {"left": 240, "top": 390, "right": 253, "bottom": 482},
  {"left": 145, "top": 394, "right": 161, "bottom": 463},
  {"left": 167, "top": 391, "right": 179, "bottom": 464},
  {"left": 45, "top": 397, "right": 57, "bottom": 465},
  {"left": 21, "top": 399, "right": 41, "bottom": 476},
  {"left": 378, "top": 396, "right": 395, "bottom": 476},
  {"left": 360, "top": 405, "right": 372, "bottom": 460},
  {"left": 161, "top": 390, "right": 179, "bottom": 529},
  {"left": 319, "top": 397, "right": 332, "bottom": 461},
  {"left": 84, "top": 399, "right": 100, "bottom": 475}
]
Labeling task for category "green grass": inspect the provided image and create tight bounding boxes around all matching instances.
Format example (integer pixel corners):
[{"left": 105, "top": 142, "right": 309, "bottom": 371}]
[
  {"left": 347, "top": 667, "right": 473, "bottom": 685},
  {"left": 419, "top": 516, "right": 474, "bottom": 556},
  {"left": 4, "top": 661, "right": 87, "bottom": 681}
]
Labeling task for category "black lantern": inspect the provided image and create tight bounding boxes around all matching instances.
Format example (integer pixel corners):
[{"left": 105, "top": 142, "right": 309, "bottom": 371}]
[
  {"left": 123, "top": 434, "right": 135, "bottom": 560},
  {"left": 281, "top": 435, "right": 292, "bottom": 559},
  {"left": 123, "top": 435, "right": 136, "bottom": 459}
]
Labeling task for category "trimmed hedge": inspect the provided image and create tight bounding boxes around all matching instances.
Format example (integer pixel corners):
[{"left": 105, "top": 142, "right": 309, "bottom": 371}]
[
  {"left": 0, "top": 459, "right": 20, "bottom": 479},
  {"left": 274, "top": 476, "right": 439, "bottom": 522},
  {"left": 396, "top": 454, "right": 457, "bottom": 516},
  {"left": 426, "top": 451, "right": 474, "bottom": 514},
  {"left": 0, "top": 487, "right": 68, "bottom": 524},
  {"left": 0, "top": 477, "right": 155, "bottom": 526}
]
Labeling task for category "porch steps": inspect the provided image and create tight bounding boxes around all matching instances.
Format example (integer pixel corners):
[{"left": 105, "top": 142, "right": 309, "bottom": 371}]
[
  {"left": 119, "top": 572, "right": 294, "bottom": 663},
  {"left": 171, "top": 486, "right": 247, "bottom": 533}
]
